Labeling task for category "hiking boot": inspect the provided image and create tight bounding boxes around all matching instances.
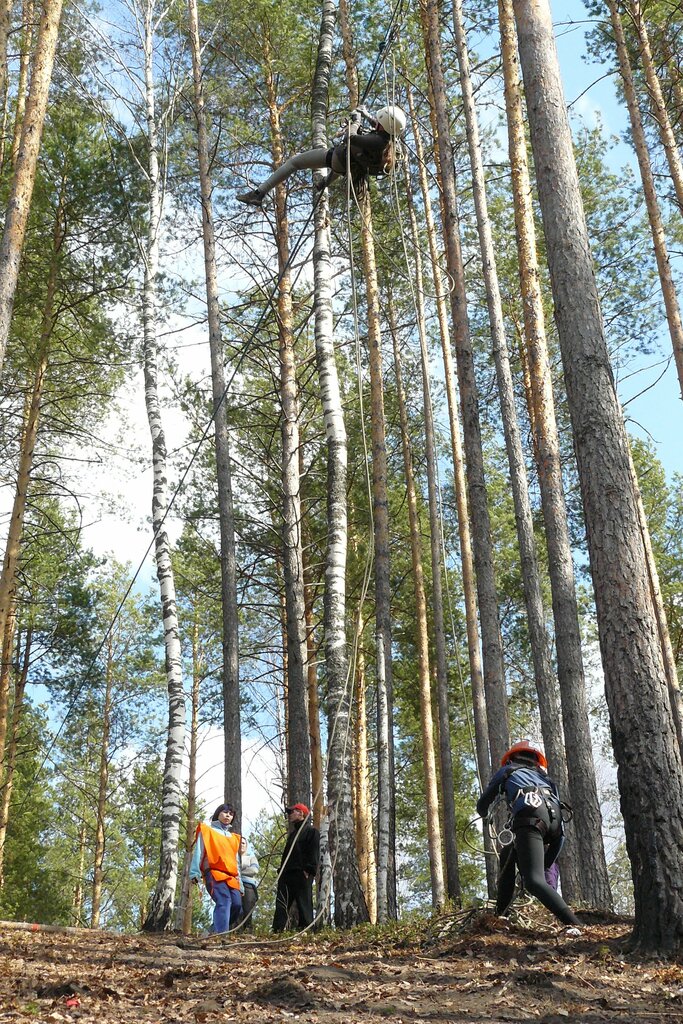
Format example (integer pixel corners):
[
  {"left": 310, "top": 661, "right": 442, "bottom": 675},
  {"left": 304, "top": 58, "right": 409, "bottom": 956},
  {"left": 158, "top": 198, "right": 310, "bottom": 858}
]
[{"left": 236, "top": 188, "right": 264, "bottom": 207}]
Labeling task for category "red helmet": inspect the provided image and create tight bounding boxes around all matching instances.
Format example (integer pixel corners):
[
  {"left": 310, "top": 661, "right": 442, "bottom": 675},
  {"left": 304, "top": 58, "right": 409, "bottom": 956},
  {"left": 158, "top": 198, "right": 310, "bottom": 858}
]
[{"left": 501, "top": 740, "right": 547, "bottom": 770}]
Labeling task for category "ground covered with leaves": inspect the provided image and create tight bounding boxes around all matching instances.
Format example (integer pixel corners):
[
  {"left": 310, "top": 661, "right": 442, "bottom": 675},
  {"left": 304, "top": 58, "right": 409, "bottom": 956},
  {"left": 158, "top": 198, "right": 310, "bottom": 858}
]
[{"left": 0, "top": 910, "right": 681, "bottom": 1023}]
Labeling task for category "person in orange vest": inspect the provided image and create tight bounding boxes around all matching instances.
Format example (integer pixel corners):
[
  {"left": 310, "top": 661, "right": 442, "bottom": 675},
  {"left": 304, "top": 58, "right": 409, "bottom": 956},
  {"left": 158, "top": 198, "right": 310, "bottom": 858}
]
[{"left": 190, "top": 803, "right": 243, "bottom": 933}]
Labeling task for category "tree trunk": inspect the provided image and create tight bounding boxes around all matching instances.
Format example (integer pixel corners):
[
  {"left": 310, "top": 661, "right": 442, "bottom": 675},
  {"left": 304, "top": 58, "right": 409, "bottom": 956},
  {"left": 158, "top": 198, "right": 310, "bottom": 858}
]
[
  {"left": 628, "top": 0, "right": 683, "bottom": 213},
  {"left": 401, "top": 149, "right": 460, "bottom": 902},
  {"left": 263, "top": 34, "right": 311, "bottom": 808},
  {"left": 338, "top": 0, "right": 396, "bottom": 921},
  {"left": 10, "top": 0, "right": 34, "bottom": 167},
  {"left": 497, "top": 0, "right": 611, "bottom": 909},
  {"left": 310, "top": 0, "right": 368, "bottom": 928},
  {"left": 0, "top": 624, "right": 30, "bottom": 886},
  {"left": 177, "top": 607, "right": 201, "bottom": 934},
  {"left": 0, "top": 0, "right": 63, "bottom": 376},
  {"left": 91, "top": 638, "right": 114, "bottom": 928},
  {"left": 186, "top": 0, "right": 241, "bottom": 813},
  {"left": 141, "top": 0, "right": 185, "bottom": 931},
  {"left": 606, "top": 0, "right": 683, "bottom": 401},
  {"left": 420, "top": 0, "right": 510, "bottom": 768},
  {"left": 390, "top": 301, "right": 446, "bottom": 911},
  {"left": 513, "top": 0, "right": 683, "bottom": 953},
  {"left": 352, "top": 637, "right": 376, "bottom": 922}
]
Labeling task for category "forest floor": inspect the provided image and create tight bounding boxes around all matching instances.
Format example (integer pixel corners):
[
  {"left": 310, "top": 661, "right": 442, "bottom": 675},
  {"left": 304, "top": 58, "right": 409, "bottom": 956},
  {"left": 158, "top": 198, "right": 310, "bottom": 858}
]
[{"left": 0, "top": 909, "right": 681, "bottom": 1024}]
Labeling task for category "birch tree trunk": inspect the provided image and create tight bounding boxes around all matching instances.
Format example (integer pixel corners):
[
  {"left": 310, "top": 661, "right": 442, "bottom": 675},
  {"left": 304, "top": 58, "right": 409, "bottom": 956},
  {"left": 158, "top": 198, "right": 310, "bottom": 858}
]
[
  {"left": 338, "top": 0, "right": 396, "bottom": 921},
  {"left": 513, "top": 0, "right": 683, "bottom": 953},
  {"left": 186, "top": 0, "right": 241, "bottom": 812},
  {"left": 606, "top": 0, "right": 683, "bottom": 400},
  {"left": 402, "top": 150, "right": 460, "bottom": 901},
  {"left": 628, "top": 0, "right": 683, "bottom": 213},
  {"left": 140, "top": 0, "right": 185, "bottom": 931},
  {"left": 0, "top": 0, "right": 63, "bottom": 376},
  {"left": 497, "top": 0, "right": 611, "bottom": 909},
  {"left": 177, "top": 608, "right": 201, "bottom": 934},
  {"left": 390, "top": 304, "right": 446, "bottom": 910},
  {"left": 91, "top": 639, "right": 114, "bottom": 928},
  {"left": 420, "top": 0, "right": 510, "bottom": 768},
  {"left": 263, "top": 33, "right": 311, "bottom": 807},
  {"left": 310, "top": 0, "right": 368, "bottom": 927}
]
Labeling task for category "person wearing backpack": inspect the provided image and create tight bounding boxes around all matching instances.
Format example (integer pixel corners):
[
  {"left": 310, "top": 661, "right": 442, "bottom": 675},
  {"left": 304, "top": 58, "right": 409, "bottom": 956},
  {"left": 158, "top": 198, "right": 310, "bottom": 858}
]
[
  {"left": 477, "top": 741, "right": 582, "bottom": 928},
  {"left": 236, "top": 104, "right": 406, "bottom": 207}
]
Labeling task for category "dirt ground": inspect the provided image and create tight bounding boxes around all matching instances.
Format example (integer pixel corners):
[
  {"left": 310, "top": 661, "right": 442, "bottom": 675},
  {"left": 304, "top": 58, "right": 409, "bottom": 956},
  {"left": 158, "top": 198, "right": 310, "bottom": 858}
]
[{"left": 0, "top": 910, "right": 681, "bottom": 1023}]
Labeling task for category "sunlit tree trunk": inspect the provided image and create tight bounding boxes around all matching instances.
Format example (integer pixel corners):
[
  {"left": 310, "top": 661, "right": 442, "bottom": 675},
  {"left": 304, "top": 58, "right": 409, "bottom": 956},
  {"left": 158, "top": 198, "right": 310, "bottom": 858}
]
[
  {"left": 390, "top": 301, "right": 445, "bottom": 910},
  {"left": 352, "top": 637, "right": 376, "bottom": 921},
  {"left": 186, "top": 0, "right": 240, "bottom": 812},
  {"left": 402, "top": 151, "right": 460, "bottom": 902},
  {"left": 498, "top": 0, "right": 611, "bottom": 909},
  {"left": 339, "top": 0, "right": 396, "bottom": 920},
  {"left": 10, "top": 0, "right": 34, "bottom": 167},
  {"left": 513, "top": 0, "right": 683, "bottom": 953},
  {"left": 606, "top": 0, "right": 683, "bottom": 400},
  {"left": 0, "top": 0, "right": 63, "bottom": 376},
  {"left": 628, "top": 0, "right": 683, "bottom": 213},
  {"left": 263, "top": 33, "right": 311, "bottom": 807},
  {"left": 177, "top": 608, "right": 202, "bottom": 934},
  {"left": 420, "top": 0, "right": 510, "bottom": 768},
  {"left": 141, "top": 0, "right": 185, "bottom": 931},
  {"left": 0, "top": 624, "right": 30, "bottom": 886}
]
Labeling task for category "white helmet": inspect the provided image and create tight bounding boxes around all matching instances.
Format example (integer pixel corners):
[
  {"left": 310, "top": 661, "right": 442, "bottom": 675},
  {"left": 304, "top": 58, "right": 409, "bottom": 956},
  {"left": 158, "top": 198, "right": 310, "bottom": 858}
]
[{"left": 375, "top": 105, "right": 407, "bottom": 136}]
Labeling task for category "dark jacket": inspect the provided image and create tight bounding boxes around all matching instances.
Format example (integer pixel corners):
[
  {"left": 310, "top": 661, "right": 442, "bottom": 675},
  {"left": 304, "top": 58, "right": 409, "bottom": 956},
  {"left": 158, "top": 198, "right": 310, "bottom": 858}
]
[
  {"left": 477, "top": 763, "right": 561, "bottom": 821},
  {"left": 329, "top": 112, "right": 395, "bottom": 178},
  {"left": 280, "top": 820, "right": 320, "bottom": 876}
]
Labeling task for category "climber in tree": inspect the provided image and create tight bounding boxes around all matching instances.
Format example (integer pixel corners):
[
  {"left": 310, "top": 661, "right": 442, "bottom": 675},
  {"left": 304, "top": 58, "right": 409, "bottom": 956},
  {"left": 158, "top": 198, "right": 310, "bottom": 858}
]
[{"left": 236, "top": 104, "right": 407, "bottom": 207}]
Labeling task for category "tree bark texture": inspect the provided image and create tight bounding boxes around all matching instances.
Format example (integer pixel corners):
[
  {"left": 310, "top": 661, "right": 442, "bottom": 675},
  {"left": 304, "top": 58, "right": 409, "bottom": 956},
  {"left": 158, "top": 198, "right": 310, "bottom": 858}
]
[
  {"left": 91, "top": 638, "right": 114, "bottom": 928},
  {"left": 513, "top": 0, "right": 683, "bottom": 952},
  {"left": 498, "top": 0, "right": 611, "bottom": 909}
]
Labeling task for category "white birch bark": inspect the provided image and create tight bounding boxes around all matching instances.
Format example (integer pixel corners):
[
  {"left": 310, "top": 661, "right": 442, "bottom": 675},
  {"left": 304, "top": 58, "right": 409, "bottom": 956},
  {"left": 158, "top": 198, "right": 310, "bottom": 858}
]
[{"left": 140, "top": 0, "right": 185, "bottom": 931}]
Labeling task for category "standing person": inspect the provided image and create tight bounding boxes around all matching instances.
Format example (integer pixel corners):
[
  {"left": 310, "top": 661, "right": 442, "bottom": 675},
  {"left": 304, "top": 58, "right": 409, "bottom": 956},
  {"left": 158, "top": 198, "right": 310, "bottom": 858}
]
[
  {"left": 236, "top": 105, "right": 407, "bottom": 207},
  {"left": 477, "top": 741, "right": 582, "bottom": 929},
  {"left": 239, "top": 836, "right": 259, "bottom": 932},
  {"left": 190, "top": 803, "right": 243, "bottom": 933},
  {"left": 272, "top": 803, "right": 320, "bottom": 932}
]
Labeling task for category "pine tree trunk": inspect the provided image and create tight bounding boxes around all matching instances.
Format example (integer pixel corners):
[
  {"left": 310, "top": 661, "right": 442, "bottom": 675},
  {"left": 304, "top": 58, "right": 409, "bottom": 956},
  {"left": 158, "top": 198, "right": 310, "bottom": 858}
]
[
  {"left": 352, "top": 638, "right": 377, "bottom": 921},
  {"left": 390, "top": 303, "right": 446, "bottom": 910},
  {"left": 91, "top": 639, "right": 114, "bottom": 928},
  {"left": 0, "top": 625, "right": 30, "bottom": 886},
  {"left": 10, "top": 0, "right": 34, "bottom": 167},
  {"left": 0, "top": 0, "right": 62, "bottom": 376},
  {"left": 141, "top": 0, "right": 185, "bottom": 931},
  {"left": 420, "top": 0, "right": 510, "bottom": 768},
  {"left": 513, "top": 0, "right": 683, "bottom": 953},
  {"left": 606, "top": 0, "right": 683, "bottom": 400},
  {"left": 497, "top": 0, "right": 612, "bottom": 909},
  {"left": 338, "top": 0, "right": 396, "bottom": 921},
  {"left": 0, "top": 193, "right": 62, "bottom": 647},
  {"left": 177, "top": 608, "right": 201, "bottom": 934},
  {"left": 263, "top": 37, "right": 311, "bottom": 808},
  {"left": 186, "top": 0, "right": 241, "bottom": 812},
  {"left": 402, "top": 150, "right": 461, "bottom": 902},
  {"left": 628, "top": 0, "right": 683, "bottom": 213}
]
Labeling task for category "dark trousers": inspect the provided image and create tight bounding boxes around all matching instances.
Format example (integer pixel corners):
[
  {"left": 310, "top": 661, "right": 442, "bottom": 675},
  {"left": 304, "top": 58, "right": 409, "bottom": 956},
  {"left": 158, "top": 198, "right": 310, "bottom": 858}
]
[
  {"left": 498, "top": 826, "right": 579, "bottom": 925},
  {"left": 240, "top": 883, "right": 258, "bottom": 931},
  {"left": 272, "top": 870, "right": 314, "bottom": 931}
]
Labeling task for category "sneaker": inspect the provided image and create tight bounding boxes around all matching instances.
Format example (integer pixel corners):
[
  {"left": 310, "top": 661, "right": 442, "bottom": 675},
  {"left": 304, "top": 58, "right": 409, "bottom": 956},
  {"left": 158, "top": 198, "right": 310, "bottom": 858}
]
[
  {"left": 564, "top": 926, "right": 582, "bottom": 936},
  {"left": 236, "top": 188, "right": 264, "bottom": 207}
]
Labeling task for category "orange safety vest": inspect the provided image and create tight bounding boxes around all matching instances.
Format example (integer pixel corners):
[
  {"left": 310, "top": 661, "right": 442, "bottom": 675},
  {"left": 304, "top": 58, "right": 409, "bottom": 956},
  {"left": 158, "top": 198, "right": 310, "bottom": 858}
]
[{"left": 195, "top": 823, "right": 241, "bottom": 889}]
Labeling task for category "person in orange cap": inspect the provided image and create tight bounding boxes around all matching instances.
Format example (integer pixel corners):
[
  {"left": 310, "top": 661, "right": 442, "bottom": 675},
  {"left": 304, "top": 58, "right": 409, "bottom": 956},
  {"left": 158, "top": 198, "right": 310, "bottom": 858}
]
[
  {"left": 272, "top": 803, "right": 320, "bottom": 932},
  {"left": 477, "top": 741, "right": 581, "bottom": 928}
]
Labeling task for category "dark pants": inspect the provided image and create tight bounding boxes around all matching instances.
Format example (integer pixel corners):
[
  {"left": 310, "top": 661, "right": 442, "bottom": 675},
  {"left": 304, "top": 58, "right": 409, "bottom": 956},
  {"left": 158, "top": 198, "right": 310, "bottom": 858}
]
[
  {"left": 241, "top": 883, "right": 258, "bottom": 931},
  {"left": 272, "top": 870, "right": 314, "bottom": 931},
  {"left": 497, "top": 825, "right": 579, "bottom": 925}
]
